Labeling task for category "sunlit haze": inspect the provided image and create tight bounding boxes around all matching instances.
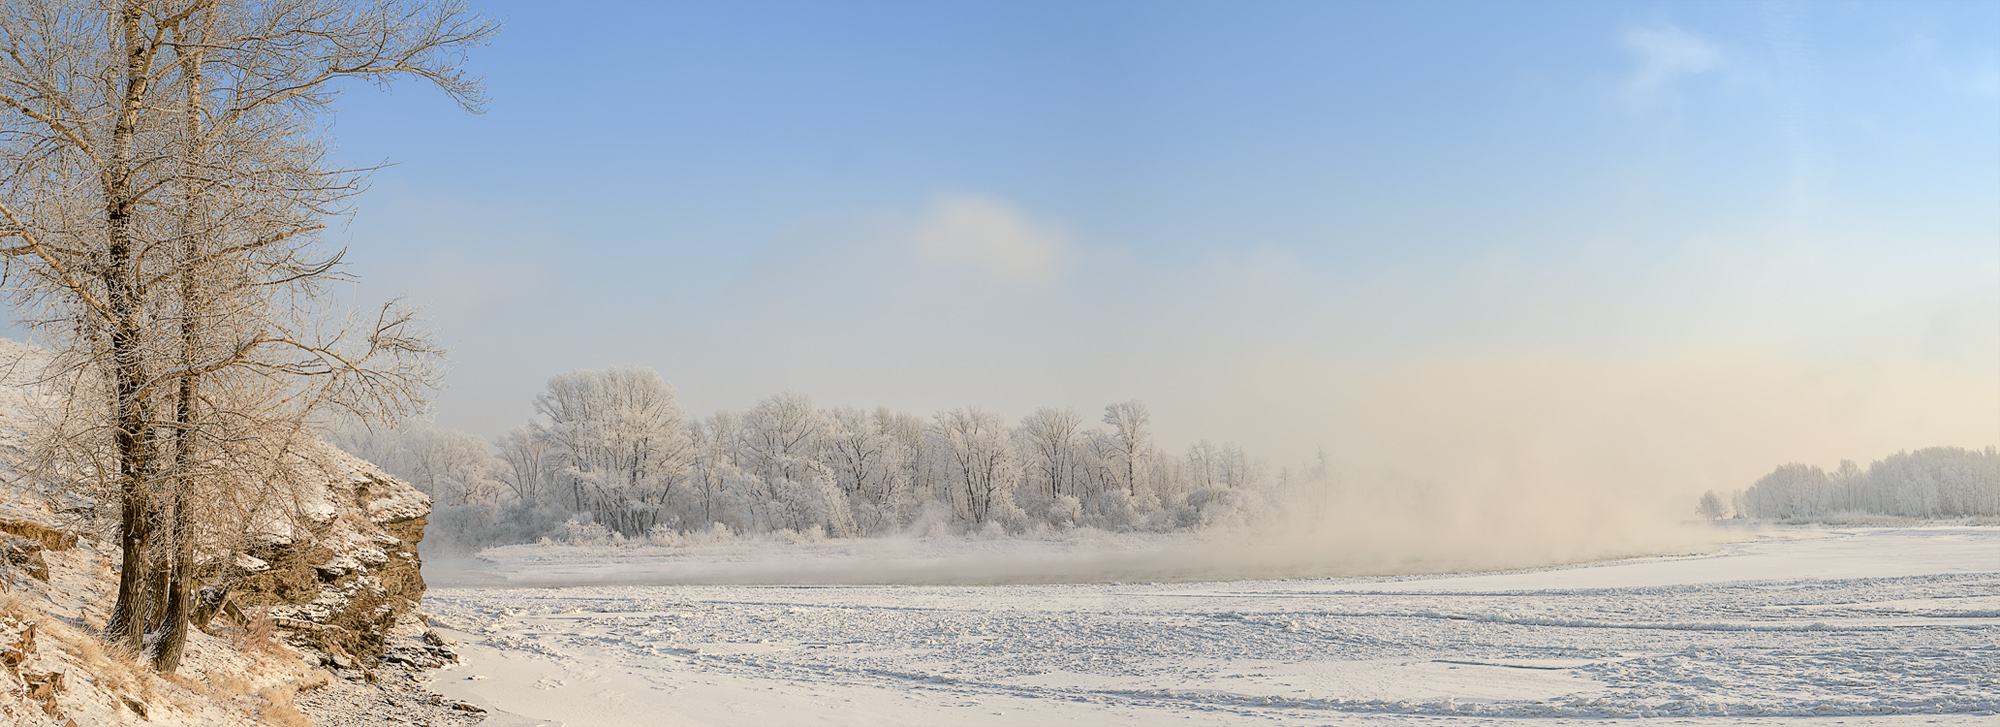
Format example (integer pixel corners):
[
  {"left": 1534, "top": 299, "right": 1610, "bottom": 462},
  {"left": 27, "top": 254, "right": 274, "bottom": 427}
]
[{"left": 319, "top": 0, "right": 1992, "bottom": 498}]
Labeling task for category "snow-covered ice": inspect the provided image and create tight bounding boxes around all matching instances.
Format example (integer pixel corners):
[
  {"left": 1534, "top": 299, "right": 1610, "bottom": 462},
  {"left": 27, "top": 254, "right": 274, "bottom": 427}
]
[{"left": 424, "top": 527, "right": 2000, "bottom": 725}]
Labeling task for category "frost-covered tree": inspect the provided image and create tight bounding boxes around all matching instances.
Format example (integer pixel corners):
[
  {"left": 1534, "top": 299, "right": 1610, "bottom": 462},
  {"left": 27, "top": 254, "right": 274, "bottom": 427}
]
[
  {"left": 880, "top": 408, "right": 933, "bottom": 503},
  {"left": 741, "top": 392, "right": 829, "bottom": 484},
  {"left": 534, "top": 367, "right": 692, "bottom": 534},
  {"left": 1747, "top": 463, "right": 1829, "bottom": 520},
  {"left": 1077, "top": 429, "right": 1125, "bottom": 504},
  {"left": 403, "top": 427, "right": 503, "bottom": 506},
  {"left": 686, "top": 411, "right": 743, "bottom": 528},
  {"left": 823, "top": 406, "right": 888, "bottom": 496},
  {"left": 930, "top": 407, "right": 1016, "bottom": 525},
  {"left": 336, "top": 424, "right": 500, "bottom": 506},
  {"left": 733, "top": 393, "right": 847, "bottom": 534},
  {"left": 1102, "top": 400, "right": 1152, "bottom": 495},
  {"left": 1734, "top": 447, "right": 2000, "bottom": 521},
  {"left": 1019, "top": 407, "right": 1082, "bottom": 500},
  {"left": 494, "top": 424, "right": 552, "bottom": 503},
  {"left": 391, "top": 390, "right": 1278, "bottom": 545},
  {"left": 1696, "top": 490, "right": 1728, "bottom": 520}
]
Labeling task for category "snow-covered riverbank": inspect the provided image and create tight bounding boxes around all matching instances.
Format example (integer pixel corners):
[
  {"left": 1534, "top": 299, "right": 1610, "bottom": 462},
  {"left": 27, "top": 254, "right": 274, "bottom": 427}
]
[{"left": 423, "top": 527, "right": 2000, "bottom": 725}]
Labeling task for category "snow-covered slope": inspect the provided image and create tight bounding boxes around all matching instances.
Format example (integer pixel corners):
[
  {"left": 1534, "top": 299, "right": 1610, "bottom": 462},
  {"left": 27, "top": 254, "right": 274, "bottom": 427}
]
[
  {"left": 0, "top": 337, "right": 437, "bottom": 644},
  {"left": 0, "top": 338, "right": 470, "bottom": 725}
]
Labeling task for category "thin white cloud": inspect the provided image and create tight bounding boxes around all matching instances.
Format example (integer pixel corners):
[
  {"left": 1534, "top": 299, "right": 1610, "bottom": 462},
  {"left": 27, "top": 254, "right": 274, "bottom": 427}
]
[
  {"left": 1904, "top": 32, "right": 1999, "bottom": 100},
  {"left": 1967, "top": 54, "right": 1999, "bottom": 98},
  {"left": 1621, "top": 24, "right": 1723, "bottom": 108},
  {"left": 911, "top": 193, "right": 1070, "bottom": 286}
]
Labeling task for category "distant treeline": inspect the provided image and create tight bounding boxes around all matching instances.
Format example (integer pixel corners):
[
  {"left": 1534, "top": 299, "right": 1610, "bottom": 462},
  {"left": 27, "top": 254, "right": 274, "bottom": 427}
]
[
  {"left": 338, "top": 367, "right": 1276, "bottom": 550},
  {"left": 1700, "top": 447, "right": 2000, "bottom": 521}
]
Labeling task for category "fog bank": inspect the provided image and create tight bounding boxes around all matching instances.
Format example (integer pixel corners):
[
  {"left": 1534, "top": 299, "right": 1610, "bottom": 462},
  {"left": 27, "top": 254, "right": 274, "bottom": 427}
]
[{"left": 426, "top": 475, "right": 1725, "bottom": 588}]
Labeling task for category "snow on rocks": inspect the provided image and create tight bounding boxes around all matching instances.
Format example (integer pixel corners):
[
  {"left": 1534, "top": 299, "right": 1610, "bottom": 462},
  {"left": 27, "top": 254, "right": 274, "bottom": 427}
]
[
  {"left": 0, "top": 337, "right": 473, "bottom": 724},
  {"left": 225, "top": 437, "right": 435, "bottom": 665}
]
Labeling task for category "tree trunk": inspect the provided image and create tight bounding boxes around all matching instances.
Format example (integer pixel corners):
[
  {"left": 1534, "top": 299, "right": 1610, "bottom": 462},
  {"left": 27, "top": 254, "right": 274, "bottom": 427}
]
[
  {"left": 153, "top": 6, "right": 211, "bottom": 671},
  {"left": 103, "top": 0, "right": 161, "bottom": 652}
]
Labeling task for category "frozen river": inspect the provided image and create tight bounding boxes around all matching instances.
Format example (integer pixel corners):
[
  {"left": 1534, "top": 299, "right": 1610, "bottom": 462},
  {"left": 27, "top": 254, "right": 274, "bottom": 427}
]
[{"left": 424, "top": 527, "right": 2000, "bottom": 725}]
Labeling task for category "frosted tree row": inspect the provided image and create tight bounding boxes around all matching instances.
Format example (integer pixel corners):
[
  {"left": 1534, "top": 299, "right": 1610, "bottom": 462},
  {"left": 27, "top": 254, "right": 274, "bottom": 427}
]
[
  {"left": 341, "top": 367, "right": 1272, "bottom": 549},
  {"left": 1697, "top": 446, "right": 2000, "bottom": 521}
]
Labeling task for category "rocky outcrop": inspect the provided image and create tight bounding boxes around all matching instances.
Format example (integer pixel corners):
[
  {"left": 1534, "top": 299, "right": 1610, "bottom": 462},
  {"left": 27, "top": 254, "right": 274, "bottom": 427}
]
[
  {"left": 231, "top": 440, "right": 437, "bottom": 665},
  {"left": 0, "top": 519, "right": 76, "bottom": 586},
  {"left": 0, "top": 337, "right": 466, "bottom": 722},
  {"left": 0, "top": 520, "right": 77, "bottom": 551}
]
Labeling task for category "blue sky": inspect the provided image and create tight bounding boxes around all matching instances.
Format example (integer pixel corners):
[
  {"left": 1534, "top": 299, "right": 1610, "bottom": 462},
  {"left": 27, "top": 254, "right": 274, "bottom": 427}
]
[{"left": 305, "top": 0, "right": 1998, "bottom": 497}]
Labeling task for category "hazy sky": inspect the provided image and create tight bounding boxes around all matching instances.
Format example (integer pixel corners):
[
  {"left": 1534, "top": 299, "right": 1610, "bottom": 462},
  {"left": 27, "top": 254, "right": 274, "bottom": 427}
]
[{"left": 280, "top": 1, "right": 1995, "bottom": 498}]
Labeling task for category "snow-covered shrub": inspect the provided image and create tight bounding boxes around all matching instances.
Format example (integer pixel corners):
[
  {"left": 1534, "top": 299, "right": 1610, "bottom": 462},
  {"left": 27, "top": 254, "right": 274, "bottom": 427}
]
[
  {"left": 1180, "top": 487, "right": 1245, "bottom": 529},
  {"left": 668, "top": 521, "right": 736, "bottom": 546},
  {"left": 494, "top": 499, "right": 575, "bottom": 544},
  {"left": 560, "top": 518, "right": 622, "bottom": 546},
  {"left": 1045, "top": 494, "right": 1083, "bottom": 530},
  {"left": 1087, "top": 490, "right": 1139, "bottom": 531},
  {"left": 982, "top": 489, "right": 1034, "bottom": 535},
  {"left": 847, "top": 501, "right": 896, "bottom": 537},
  {"left": 773, "top": 525, "right": 828, "bottom": 545}
]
